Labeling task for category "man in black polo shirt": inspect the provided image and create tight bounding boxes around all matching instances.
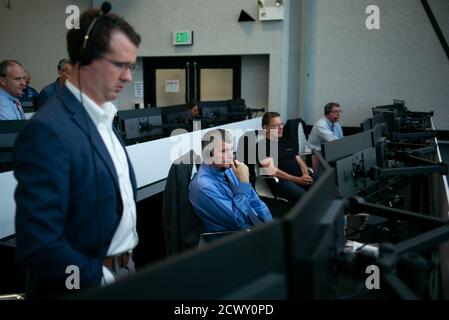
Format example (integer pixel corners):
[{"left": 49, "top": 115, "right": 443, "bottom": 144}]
[{"left": 257, "top": 112, "right": 314, "bottom": 204}]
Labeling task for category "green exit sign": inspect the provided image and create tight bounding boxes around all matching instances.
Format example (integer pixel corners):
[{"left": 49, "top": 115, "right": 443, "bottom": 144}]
[{"left": 173, "top": 31, "right": 193, "bottom": 46}]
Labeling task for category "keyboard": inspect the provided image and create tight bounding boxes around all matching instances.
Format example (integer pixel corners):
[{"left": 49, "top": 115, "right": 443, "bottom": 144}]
[{"left": 345, "top": 214, "right": 369, "bottom": 241}]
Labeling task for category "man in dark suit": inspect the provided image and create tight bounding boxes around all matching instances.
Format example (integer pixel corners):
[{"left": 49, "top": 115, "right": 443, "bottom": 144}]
[{"left": 13, "top": 5, "right": 141, "bottom": 299}]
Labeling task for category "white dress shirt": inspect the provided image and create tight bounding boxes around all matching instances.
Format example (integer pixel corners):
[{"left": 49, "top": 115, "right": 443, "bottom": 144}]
[
  {"left": 307, "top": 117, "right": 344, "bottom": 151},
  {"left": 65, "top": 80, "right": 138, "bottom": 285}
]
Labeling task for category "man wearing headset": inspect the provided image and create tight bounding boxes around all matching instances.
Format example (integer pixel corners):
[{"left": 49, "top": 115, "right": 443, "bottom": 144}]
[
  {"left": 189, "top": 129, "right": 273, "bottom": 234},
  {"left": 14, "top": 5, "right": 140, "bottom": 298}
]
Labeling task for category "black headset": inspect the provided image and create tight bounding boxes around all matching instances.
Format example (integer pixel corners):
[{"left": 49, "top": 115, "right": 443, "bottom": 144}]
[{"left": 78, "top": 2, "right": 112, "bottom": 66}]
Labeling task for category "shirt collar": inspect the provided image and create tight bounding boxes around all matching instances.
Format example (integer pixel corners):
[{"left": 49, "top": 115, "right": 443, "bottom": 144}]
[
  {"left": 203, "top": 164, "right": 228, "bottom": 179},
  {"left": 0, "top": 88, "right": 17, "bottom": 102},
  {"left": 324, "top": 117, "right": 335, "bottom": 129},
  {"left": 65, "top": 79, "right": 117, "bottom": 128}
]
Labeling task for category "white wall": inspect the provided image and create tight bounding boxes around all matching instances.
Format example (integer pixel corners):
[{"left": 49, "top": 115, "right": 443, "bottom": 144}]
[
  {"left": 113, "top": 57, "right": 144, "bottom": 110},
  {"left": 94, "top": 0, "right": 289, "bottom": 117},
  {"left": 3, "top": 1, "right": 448, "bottom": 129},
  {"left": 299, "top": 0, "right": 449, "bottom": 130},
  {"left": 429, "top": 0, "right": 449, "bottom": 43},
  {"left": 0, "top": 0, "right": 91, "bottom": 91},
  {"left": 241, "top": 55, "right": 269, "bottom": 110}
]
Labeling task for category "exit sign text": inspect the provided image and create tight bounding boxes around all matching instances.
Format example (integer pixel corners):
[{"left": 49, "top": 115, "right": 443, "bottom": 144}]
[{"left": 173, "top": 31, "right": 193, "bottom": 46}]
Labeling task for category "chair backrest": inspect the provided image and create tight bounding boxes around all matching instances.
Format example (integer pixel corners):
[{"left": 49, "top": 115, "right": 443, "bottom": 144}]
[
  {"left": 283, "top": 118, "right": 308, "bottom": 155},
  {"left": 162, "top": 150, "right": 202, "bottom": 256}
]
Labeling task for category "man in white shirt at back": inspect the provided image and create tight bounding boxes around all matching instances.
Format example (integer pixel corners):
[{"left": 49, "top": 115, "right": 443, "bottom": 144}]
[
  {"left": 307, "top": 102, "right": 344, "bottom": 151},
  {"left": 307, "top": 102, "right": 344, "bottom": 171}
]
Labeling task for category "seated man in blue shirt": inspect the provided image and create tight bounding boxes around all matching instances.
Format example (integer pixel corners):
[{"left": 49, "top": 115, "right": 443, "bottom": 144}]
[
  {"left": 307, "top": 102, "right": 344, "bottom": 151},
  {"left": 22, "top": 70, "right": 40, "bottom": 98},
  {"left": 0, "top": 60, "right": 27, "bottom": 120},
  {"left": 189, "top": 129, "right": 273, "bottom": 233},
  {"left": 39, "top": 59, "right": 71, "bottom": 108}
]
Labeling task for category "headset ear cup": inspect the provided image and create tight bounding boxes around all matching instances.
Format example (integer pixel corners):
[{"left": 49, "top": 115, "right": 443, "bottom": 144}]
[{"left": 79, "top": 46, "right": 92, "bottom": 66}]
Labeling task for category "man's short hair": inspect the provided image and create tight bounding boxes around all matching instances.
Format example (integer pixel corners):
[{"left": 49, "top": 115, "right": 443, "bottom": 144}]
[
  {"left": 201, "top": 129, "right": 233, "bottom": 158},
  {"left": 0, "top": 59, "right": 22, "bottom": 77},
  {"left": 261, "top": 112, "right": 281, "bottom": 128},
  {"left": 57, "top": 59, "right": 70, "bottom": 71},
  {"left": 324, "top": 102, "right": 340, "bottom": 115},
  {"left": 187, "top": 99, "right": 198, "bottom": 110},
  {"left": 66, "top": 8, "right": 141, "bottom": 65}
]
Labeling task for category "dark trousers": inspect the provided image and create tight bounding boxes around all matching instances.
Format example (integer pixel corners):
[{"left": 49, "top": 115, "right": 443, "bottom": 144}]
[{"left": 273, "top": 180, "right": 306, "bottom": 204}]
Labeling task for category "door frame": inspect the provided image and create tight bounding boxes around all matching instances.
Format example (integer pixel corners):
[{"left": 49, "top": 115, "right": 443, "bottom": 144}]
[{"left": 143, "top": 56, "right": 241, "bottom": 107}]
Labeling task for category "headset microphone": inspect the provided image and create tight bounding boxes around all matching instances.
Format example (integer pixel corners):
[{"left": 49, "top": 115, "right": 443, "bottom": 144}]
[
  {"left": 100, "top": 1, "right": 112, "bottom": 14},
  {"left": 79, "top": 1, "right": 112, "bottom": 66}
]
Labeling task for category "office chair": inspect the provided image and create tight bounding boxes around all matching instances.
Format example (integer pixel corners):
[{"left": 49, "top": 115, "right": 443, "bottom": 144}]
[
  {"left": 162, "top": 150, "right": 203, "bottom": 256},
  {"left": 162, "top": 150, "right": 245, "bottom": 255},
  {"left": 283, "top": 118, "right": 314, "bottom": 171},
  {"left": 283, "top": 118, "right": 310, "bottom": 153}
]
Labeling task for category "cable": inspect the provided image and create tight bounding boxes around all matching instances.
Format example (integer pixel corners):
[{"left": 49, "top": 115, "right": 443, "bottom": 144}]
[
  {"left": 334, "top": 282, "right": 367, "bottom": 300},
  {"left": 344, "top": 220, "right": 386, "bottom": 240},
  {"left": 78, "top": 63, "right": 103, "bottom": 248}
]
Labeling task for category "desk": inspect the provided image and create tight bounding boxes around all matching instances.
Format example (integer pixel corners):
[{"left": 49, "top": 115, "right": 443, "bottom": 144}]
[
  {"left": 0, "top": 118, "right": 262, "bottom": 240},
  {"left": 432, "top": 120, "right": 449, "bottom": 298}
]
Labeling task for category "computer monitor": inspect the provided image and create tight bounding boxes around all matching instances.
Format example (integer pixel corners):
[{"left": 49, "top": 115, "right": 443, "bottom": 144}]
[
  {"left": 116, "top": 108, "right": 163, "bottom": 144},
  {"left": 371, "top": 112, "right": 384, "bottom": 128},
  {"left": 283, "top": 151, "right": 346, "bottom": 299},
  {"left": 159, "top": 104, "right": 194, "bottom": 135},
  {"left": 393, "top": 99, "right": 405, "bottom": 108},
  {"left": 360, "top": 118, "right": 372, "bottom": 131},
  {"left": 79, "top": 221, "right": 288, "bottom": 299},
  {"left": 372, "top": 108, "right": 398, "bottom": 136},
  {"left": 0, "top": 120, "right": 27, "bottom": 171},
  {"left": 19, "top": 96, "right": 38, "bottom": 113},
  {"left": 200, "top": 101, "right": 229, "bottom": 123},
  {"left": 321, "top": 129, "right": 379, "bottom": 197},
  {"left": 334, "top": 147, "right": 378, "bottom": 198},
  {"left": 161, "top": 104, "right": 188, "bottom": 124},
  {"left": 374, "top": 103, "right": 406, "bottom": 120},
  {"left": 371, "top": 123, "right": 386, "bottom": 146},
  {"left": 227, "top": 99, "right": 248, "bottom": 122},
  {"left": 321, "top": 130, "right": 373, "bottom": 163}
]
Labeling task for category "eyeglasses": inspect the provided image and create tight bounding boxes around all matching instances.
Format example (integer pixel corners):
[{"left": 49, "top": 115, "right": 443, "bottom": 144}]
[
  {"left": 0, "top": 74, "right": 26, "bottom": 82},
  {"left": 267, "top": 123, "right": 284, "bottom": 129},
  {"left": 100, "top": 56, "right": 137, "bottom": 73},
  {"left": 330, "top": 110, "right": 343, "bottom": 114}
]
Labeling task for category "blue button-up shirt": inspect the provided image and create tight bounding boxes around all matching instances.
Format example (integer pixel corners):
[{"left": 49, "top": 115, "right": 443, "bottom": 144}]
[
  {"left": 189, "top": 164, "right": 273, "bottom": 233},
  {"left": 0, "top": 88, "right": 25, "bottom": 120},
  {"left": 39, "top": 79, "right": 62, "bottom": 107},
  {"left": 307, "top": 117, "right": 344, "bottom": 151}
]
